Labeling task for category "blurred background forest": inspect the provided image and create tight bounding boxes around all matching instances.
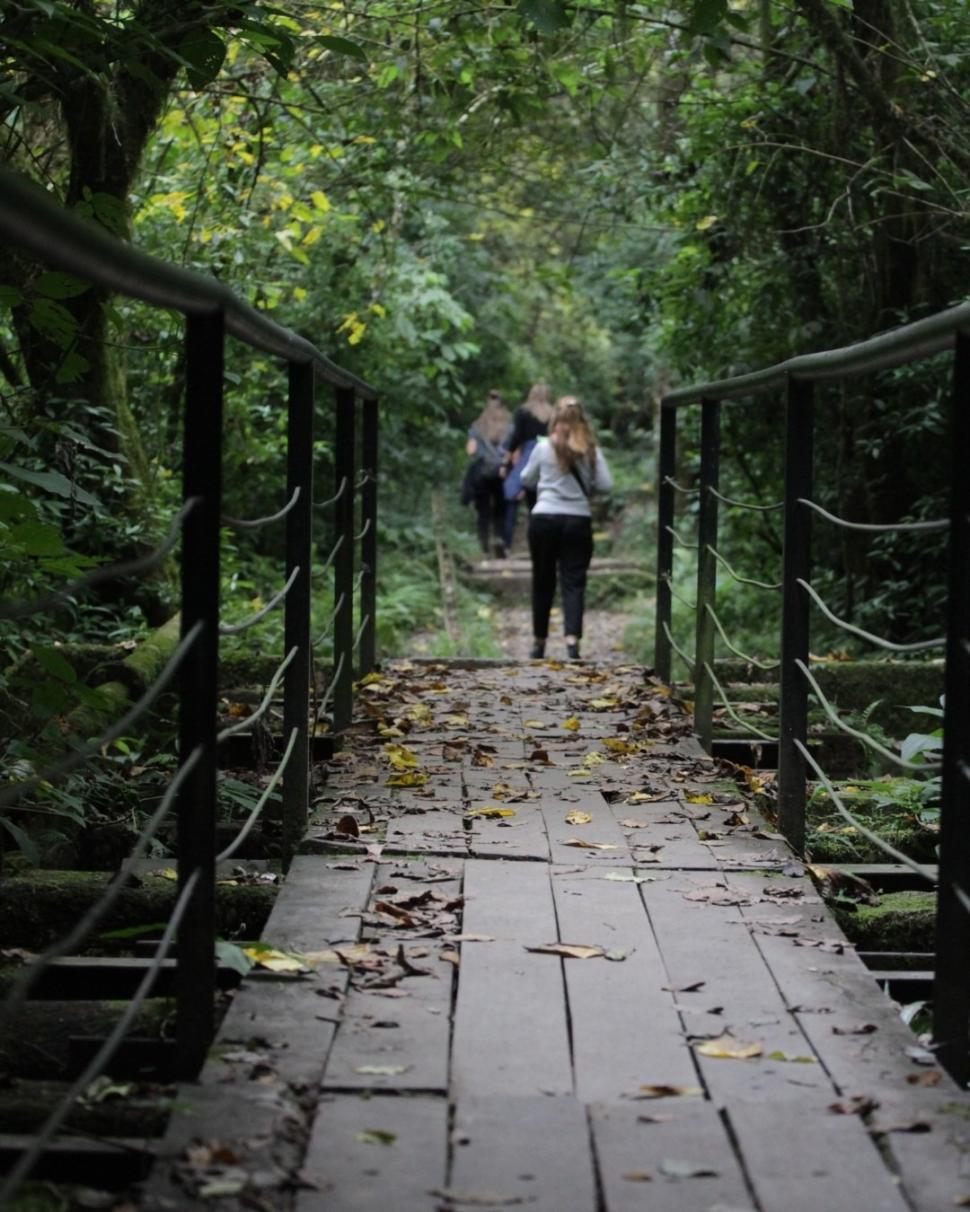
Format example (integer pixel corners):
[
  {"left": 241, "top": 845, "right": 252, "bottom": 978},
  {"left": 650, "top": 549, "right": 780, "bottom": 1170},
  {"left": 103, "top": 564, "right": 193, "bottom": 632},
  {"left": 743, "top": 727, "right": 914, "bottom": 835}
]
[{"left": 1, "top": 0, "right": 968, "bottom": 722}]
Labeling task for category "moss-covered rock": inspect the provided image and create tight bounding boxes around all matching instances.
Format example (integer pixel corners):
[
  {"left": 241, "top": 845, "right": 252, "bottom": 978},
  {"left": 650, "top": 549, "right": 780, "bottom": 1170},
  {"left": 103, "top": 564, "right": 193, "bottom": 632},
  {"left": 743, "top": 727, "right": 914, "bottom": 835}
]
[
  {"left": 806, "top": 779, "right": 938, "bottom": 864},
  {"left": 0, "top": 870, "right": 277, "bottom": 950},
  {"left": 832, "top": 891, "right": 936, "bottom": 951}
]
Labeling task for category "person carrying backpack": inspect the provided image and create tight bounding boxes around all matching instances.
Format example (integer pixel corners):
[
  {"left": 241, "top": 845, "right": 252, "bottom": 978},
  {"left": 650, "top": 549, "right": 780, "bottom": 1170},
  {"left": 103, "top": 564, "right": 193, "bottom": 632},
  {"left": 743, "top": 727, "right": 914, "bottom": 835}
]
[{"left": 464, "top": 390, "right": 512, "bottom": 558}]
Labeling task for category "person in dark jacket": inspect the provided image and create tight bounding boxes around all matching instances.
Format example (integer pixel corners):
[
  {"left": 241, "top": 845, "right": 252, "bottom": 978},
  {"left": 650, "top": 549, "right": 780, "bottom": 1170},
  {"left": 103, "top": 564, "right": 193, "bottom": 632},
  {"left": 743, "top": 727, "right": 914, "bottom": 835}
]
[
  {"left": 519, "top": 396, "right": 613, "bottom": 660},
  {"left": 465, "top": 390, "right": 512, "bottom": 558},
  {"left": 500, "top": 380, "right": 553, "bottom": 548}
]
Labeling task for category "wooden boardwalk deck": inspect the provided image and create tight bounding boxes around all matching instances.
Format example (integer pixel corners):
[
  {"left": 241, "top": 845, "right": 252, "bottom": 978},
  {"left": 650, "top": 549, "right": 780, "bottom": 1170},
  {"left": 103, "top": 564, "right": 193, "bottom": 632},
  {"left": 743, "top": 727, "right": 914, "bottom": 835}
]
[{"left": 145, "top": 659, "right": 970, "bottom": 1211}]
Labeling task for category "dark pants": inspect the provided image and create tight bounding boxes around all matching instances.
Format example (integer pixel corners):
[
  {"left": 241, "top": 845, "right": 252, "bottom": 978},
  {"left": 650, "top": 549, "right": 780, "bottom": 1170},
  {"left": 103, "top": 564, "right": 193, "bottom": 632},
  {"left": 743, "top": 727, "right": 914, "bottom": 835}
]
[
  {"left": 474, "top": 477, "right": 505, "bottom": 554},
  {"left": 528, "top": 512, "right": 593, "bottom": 639}
]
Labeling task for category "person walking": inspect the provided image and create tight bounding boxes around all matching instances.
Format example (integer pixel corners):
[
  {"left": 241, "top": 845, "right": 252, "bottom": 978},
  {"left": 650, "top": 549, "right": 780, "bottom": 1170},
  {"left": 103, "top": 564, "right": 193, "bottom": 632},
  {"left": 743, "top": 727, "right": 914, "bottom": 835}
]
[
  {"left": 465, "top": 390, "right": 512, "bottom": 559},
  {"left": 519, "top": 396, "right": 613, "bottom": 660},
  {"left": 500, "top": 380, "right": 553, "bottom": 549}
]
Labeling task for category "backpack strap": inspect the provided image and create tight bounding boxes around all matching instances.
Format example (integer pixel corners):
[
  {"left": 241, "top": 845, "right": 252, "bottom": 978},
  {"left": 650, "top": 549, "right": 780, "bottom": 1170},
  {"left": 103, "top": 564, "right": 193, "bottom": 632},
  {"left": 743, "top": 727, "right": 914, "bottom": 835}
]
[{"left": 570, "top": 461, "right": 590, "bottom": 498}]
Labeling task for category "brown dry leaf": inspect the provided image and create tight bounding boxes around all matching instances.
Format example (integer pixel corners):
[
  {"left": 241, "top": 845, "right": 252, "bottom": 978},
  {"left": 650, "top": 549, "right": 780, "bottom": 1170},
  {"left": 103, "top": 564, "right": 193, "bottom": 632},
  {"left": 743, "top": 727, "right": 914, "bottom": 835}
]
[
  {"left": 683, "top": 886, "right": 754, "bottom": 907},
  {"left": 562, "top": 838, "right": 618, "bottom": 851},
  {"left": 663, "top": 980, "right": 706, "bottom": 994},
  {"left": 869, "top": 1119, "right": 932, "bottom": 1135},
  {"left": 471, "top": 747, "right": 496, "bottom": 768},
  {"left": 439, "top": 949, "right": 460, "bottom": 966},
  {"left": 622, "top": 1171, "right": 653, "bottom": 1183},
  {"left": 832, "top": 1022, "right": 878, "bottom": 1036},
  {"left": 335, "top": 814, "right": 360, "bottom": 837},
  {"left": 632, "top": 1084, "right": 704, "bottom": 1100},
  {"left": 695, "top": 1033, "right": 763, "bottom": 1060},
  {"left": 906, "top": 1070, "right": 943, "bottom": 1087},
  {"left": 829, "top": 1095, "right": 879, "bottom": 1116},
  {"left": 525, "top": 942, "right": 607, "bottom": 960},
  {"left": 530, "top": 748, "right": 552, "bottom": 764},
  {"left": 565, "top": 810, "right": 593, "bottom": 825},
  {"left": 619, "top": 818, "right": 650, "bottom": 828}
]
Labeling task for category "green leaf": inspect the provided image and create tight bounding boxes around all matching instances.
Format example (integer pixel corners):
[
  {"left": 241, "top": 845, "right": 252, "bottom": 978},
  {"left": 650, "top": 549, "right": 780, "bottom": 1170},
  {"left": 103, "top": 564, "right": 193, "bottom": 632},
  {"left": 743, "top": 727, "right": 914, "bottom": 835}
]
[
  {"left": 28, "top": 298, "right": 77, "bottom": 349},
  {"left": 687, "top": 0, "right": 729, "bottom": 36},
  {"left": 0, "top": 461, "right": 100, "bottom": 507},
  {"left": 33, "top": 645, "right": 77, "bottom": 684},
  {"left": 31, "top": 679, "right": 73, "bottom": 715},
  {"left": 180, "top": 27, "right": 227, "bottom": 89},
  {"left": 0, "top": 285, "right": 23, "bottom": 309},
  {"left": 516, "top": 0, "right": 573, "bottom": 34},
  {"left": 99, "top": 922, "right": 170, "bottom": 941},
  {"left": 9, "top": 520, "right": 67, "bottom": 557},
  {"left": 0, "top": 816, "right": 38, "bottom": 865},
  {"left": 216, "top": 939, "right": 256, "bottom": 975},
  {"left": 318, "top": 34, "right": 368, "bottom": 61},
  {"left": 36, "top": 272, "right": 90, "bottom": 299},
  {"left": 54, "top": 350, "right": 91, "bottom": 385}
]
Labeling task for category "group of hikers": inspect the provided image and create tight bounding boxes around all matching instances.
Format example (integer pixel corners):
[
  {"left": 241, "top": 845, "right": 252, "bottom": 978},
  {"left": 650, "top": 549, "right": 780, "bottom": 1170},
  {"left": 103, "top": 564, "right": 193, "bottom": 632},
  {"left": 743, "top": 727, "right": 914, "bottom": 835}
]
[{"left": 462, "top": 382, "right": 613, "bottom": 661}]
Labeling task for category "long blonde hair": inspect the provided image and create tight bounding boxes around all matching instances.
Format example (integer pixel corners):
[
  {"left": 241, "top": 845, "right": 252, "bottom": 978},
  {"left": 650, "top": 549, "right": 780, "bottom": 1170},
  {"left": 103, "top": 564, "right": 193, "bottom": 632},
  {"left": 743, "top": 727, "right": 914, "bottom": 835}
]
[
  {"left": 522, "top": 380, "right": 553, "bottom": 425},
  {"left": 472, "top": 390, "right": 511, "bottom": 444},
  {"left": 549, "top": 396, "right": 597, "bottom": 471}
]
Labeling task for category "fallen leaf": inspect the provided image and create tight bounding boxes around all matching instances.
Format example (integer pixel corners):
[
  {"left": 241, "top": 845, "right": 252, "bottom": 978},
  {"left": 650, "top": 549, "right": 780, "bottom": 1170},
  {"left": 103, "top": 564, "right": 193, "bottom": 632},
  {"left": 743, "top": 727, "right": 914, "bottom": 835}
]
[
  {"left": 357, "top": 1129, "right": 397, "bottom": 1145},
  {"left": 631, "top": 1084, "right": 704, "bottom": 1099},
  {"left": 242, "top": 945, "right": 310, "bottom": 974},
  {"left": 335, "top": 814, "right": 360, "bottom": 837},
  {"left": 565, "top": 810, "right": 593, "bottom": 825},
  {"left": 767, "top": 1050, "right": 817, "bottom": 1064},
  {"left": 685, "top": 793, "right": 714, "bottom": 805},
  {"left": 386, "top": 771, "right": 429, "bottom": 787},
  {"left": 429, "top": 1189, "right": 528, "bottom": 1207},
  {"left": 604, "top": 872, "right": 657, "bottom": 884},
  {"left": 524, "top": 718, "right": 546, "bottom": 728},
  {"left": 905, "top": 1070, "right": 943, "bottom": 1086},
  {"left": 696, "top": 1034, "right": 763, "bottom": 1060},
  {"left": 663, "top": 980, "right": 706, "bottom": 994},
  {"left": 869, "top": 1119, "right": 932, "bottom": 1135},
  {"left": 384, "top": 742, "right": 419, "bottom": 769},
  {"left": 525, "top": 942, "right": 606, "bottom": 960},
  {"left": 683, "top": 887, "right": 754, "bottom": 907},
  {"left": 832, "top": 1023, "right": 877, "bottom": 1036},
  {"left": 619, "top": 818, "right": 651, "bottom": 828},
  {"left": 622, "top": 1171, "right": 653, "bottom": 1182},
  {"left": 627, "top": 790, "right": 668, "bottom": 804},
  {"left": 562, "top": 838, "right": 618, "bottom": 850},
  {"left": 354, "top": 1064, "right": 411, "bottom": 1076},
  {"left": 829, "top": 1095, "right": 879, "bottom": 1116},
  {"left": 659, "top": 1158, "right": 719, "bottom": 1179},
  {"left": 465, "top": 806, "right": 516, "bottom": 819},
  {"left": 444, "top": 933, "right": 495, "bottom": 943},
  {"left": 562, "top": 716, "right": 581, "bottom": 731}
]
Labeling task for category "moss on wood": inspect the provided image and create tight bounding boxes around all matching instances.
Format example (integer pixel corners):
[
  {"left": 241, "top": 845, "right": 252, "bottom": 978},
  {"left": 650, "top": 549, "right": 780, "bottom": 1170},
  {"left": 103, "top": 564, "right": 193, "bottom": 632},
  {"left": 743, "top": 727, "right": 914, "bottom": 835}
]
[{"left": 832, "top": 891, "right": 936, "bottom": 952}]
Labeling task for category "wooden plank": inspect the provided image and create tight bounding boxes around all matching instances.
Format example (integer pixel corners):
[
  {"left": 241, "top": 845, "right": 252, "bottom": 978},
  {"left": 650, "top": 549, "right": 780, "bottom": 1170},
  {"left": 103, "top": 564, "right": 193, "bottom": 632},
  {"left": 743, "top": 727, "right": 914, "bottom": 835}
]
[
  {"left": 642, "top": 876, "right": 832, "bottom": 1105},
  {"left": 260, "top": 856, "right": 374, "bottom": 951},
  {"left": 590, "top": 1100, "right": 753, "bottom": 1212},
  {"left": 322, "top": 948, "right": 453, "bottom": 1092},
  {"left": 542, "top": 793, "right": 636, "bottom": 867},
  {"left": 451, "top": 860, "right": 572, "bottom": 1098},
  {"left": 729, "top": 1100, "right": 912, "bottom": 1212},
  {"left": 449, "top": 1096, "right": 597, "bottom": 1212},
  {"left": 385, "top": 809, "right": 468, "bottom": 854},
  {"left": 298, "top": 1094, "right": 448, "bottom": 1211},
  {"left": 552, "top": 871, "right": 697, "bottom": 1098}
]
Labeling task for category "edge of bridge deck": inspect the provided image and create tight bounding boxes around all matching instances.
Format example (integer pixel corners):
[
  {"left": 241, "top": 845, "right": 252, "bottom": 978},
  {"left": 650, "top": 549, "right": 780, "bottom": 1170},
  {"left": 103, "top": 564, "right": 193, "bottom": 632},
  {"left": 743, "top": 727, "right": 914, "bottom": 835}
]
[{"left": 142, "top": 658, "right": 969, "bottom": 1212}]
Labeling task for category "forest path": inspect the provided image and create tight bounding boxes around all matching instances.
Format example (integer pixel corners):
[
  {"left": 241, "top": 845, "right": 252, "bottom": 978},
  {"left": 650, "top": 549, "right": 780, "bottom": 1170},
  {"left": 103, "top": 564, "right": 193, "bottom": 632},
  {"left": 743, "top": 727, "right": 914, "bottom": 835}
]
[{"left": 145, "top": 659, "right": 969, "bottom": 1212}]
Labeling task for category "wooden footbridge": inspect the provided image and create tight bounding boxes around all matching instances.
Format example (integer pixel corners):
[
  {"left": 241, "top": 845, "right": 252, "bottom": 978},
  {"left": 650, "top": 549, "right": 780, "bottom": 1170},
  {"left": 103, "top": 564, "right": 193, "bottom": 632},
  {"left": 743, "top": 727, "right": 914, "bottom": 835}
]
[
  {"left": 2, "top": 170, "right": 970, "bottom": 1210},
  {"left": 139, "top": 658, "right": 969, "bottom": 1211}
]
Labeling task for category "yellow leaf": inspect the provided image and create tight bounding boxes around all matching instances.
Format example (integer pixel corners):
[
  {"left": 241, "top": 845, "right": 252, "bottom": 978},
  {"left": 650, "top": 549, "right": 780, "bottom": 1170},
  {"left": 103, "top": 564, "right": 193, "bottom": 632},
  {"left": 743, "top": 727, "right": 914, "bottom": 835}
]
[
  {"left": 444, "top": 714, "right": 469, "bottom": 727},
  {"left": 378, "top": 723, "right": 405, "bottom": 738},
  {"left": 466, "top": 806, "right": 516, "bottom": 819},
  {"left": 151, "top": 867, "right": 178, "bottom": 881},
  {"left": 384, "top": 743, "right": 419, "bottom": 769},
  {"left": 407, "top": 703, "right": 434, "bottom": 726},
  {"left": 627, "top": 790, "right": 667, "bottom": 804},
  {"left": 562, "top": 838, "right": 618, "bottom": 850},
  {"left": 369, "top": 301, "right": 387, "bottom": 318},
  {"left": 562, "top": 716, "right": 581, "bottom": 731},
  {"left": 525, "top": 942, "right": 605, "bottom": 959},
  {"left": 243, "top": 945, "right": 309, "bottom": 974},
  {"left": 524, "top": 719, "right": 546, "bottom": 728},
  {"left": 582, "top": 752, "right": 606, "bottom": 768},
  {"left": 386, "top": 771, "right": 429, "bottom": 787},
  {"left": 686, "top": 794, "right": 714, "bottom": 805},
  {"left": 565, "top": 810, "right": 593, "bottom": 825},
  {"left": 603, "top": 737, "right": 637, "bottom": 755},
  {"left": 358, "top": 672, "right": 385, "bottom": 687},
  {"left": 696, "top": 1034, "right": 763, "bottom": 1060},
  {"left": 311, "top": 189, "right": 331, "bottom": 213}
]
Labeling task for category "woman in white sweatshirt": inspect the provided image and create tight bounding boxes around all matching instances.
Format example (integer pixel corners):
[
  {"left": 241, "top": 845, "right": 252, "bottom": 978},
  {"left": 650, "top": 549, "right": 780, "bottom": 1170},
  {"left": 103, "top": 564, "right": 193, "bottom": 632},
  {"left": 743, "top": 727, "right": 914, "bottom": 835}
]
[{"left": 519, "top": 396, "right": 613, "bottom": 660}]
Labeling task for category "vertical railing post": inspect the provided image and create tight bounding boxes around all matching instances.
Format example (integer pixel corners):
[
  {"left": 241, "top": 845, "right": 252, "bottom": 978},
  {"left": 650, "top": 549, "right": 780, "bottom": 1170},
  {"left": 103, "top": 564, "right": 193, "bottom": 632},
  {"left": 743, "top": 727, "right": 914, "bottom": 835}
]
[
  {"left": 282, "top": 360, "right": 314, "bottom": 870},
  {"left": 693, "top": 398, "right": 720, "bottom": 750},
  {"left": 359, "top": 395, "right": 378, "bottom": 677},
  {"left": 176, "top": 309, "right": 224, "bottom": 1079},
  {"left": 654, "top": 404, "right": 677, "bottom": 680},
  {"left": 777, "top": 376, "right": 814, "bottom": 852},
  {"left": 333, "top": 386, "right": 356, "bottom": 735},
  {"left": 933, "top": 330, "right": 970, "bottom": 1086}
]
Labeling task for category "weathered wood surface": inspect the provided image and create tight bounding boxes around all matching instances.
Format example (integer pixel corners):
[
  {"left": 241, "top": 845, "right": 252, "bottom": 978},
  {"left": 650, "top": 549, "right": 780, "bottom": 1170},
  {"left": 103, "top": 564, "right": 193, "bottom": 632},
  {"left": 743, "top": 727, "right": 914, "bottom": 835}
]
[{"left": 142, "top": 659, "right": 969, "bottom": 1211}]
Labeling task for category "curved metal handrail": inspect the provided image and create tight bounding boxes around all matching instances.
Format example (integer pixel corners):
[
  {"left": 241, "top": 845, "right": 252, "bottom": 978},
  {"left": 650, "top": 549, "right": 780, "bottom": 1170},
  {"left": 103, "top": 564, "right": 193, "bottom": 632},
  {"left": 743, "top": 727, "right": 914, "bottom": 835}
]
[{"left": 662, "top": 301, "right": 970, "bottom": 406}]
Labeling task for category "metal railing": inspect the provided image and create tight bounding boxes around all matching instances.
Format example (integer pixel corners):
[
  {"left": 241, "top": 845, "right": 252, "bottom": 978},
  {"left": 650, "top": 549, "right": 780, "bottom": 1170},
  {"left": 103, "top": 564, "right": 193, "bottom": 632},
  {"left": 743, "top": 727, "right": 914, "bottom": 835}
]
[
  {"left": 655, "top": 302, "right": 970, "bottom": 1085},
  {"left": 0, "top": 167, "right": 379, "bottom": 1197}
]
